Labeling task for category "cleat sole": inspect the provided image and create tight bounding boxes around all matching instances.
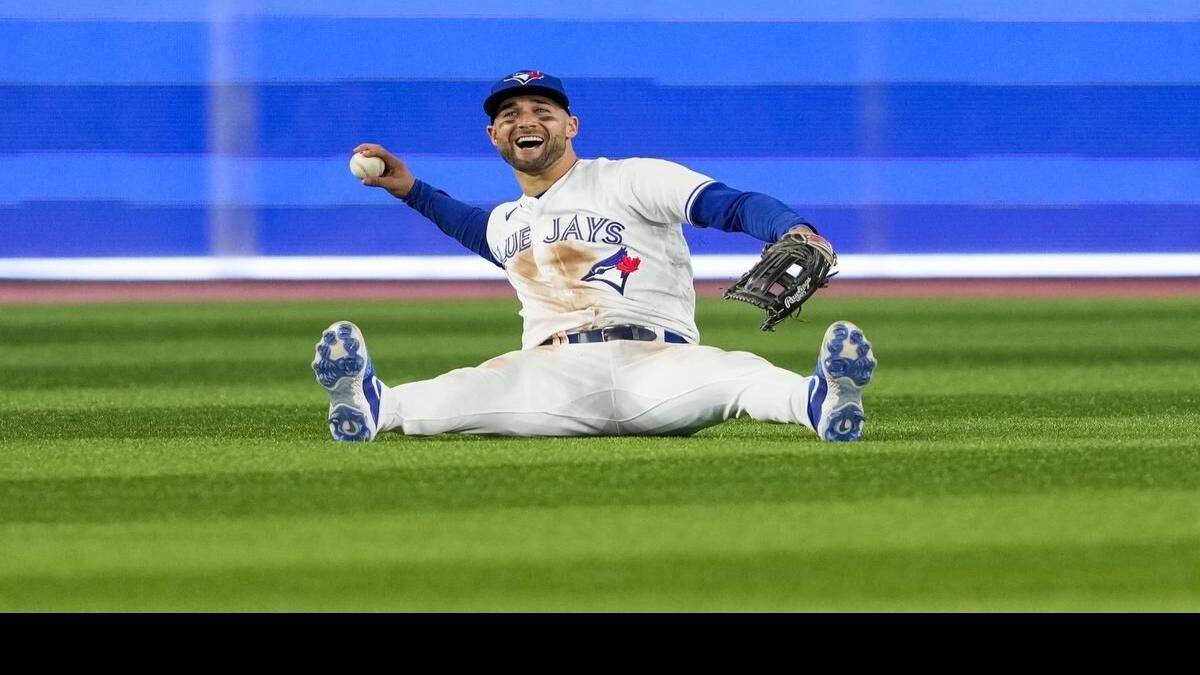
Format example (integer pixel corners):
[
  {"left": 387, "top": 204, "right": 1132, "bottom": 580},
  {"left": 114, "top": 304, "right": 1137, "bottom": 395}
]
[
  {"left": 814, "top": 321, "right": 876, "bottom": 442},
  {"left": 312, "top": 321, "right": 378, "bottom": 442}
]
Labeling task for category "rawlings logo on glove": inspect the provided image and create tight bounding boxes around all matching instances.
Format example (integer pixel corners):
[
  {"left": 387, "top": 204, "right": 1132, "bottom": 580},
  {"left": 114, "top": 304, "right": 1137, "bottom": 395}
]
[{"left": 723, "top": 229, "right": 837, "bottom": 331}]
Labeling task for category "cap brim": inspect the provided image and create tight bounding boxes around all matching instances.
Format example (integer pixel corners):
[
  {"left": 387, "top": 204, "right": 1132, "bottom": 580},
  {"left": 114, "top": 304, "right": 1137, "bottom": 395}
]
[{"left": 484, "top": 86, "right": 570, "bottom": 118}]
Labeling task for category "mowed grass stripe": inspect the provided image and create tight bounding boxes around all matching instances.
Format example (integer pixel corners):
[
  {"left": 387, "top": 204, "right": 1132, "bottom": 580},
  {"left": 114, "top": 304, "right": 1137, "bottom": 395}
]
[
  {"left": 0, "top": 433, "right": 1193, "bottom": 481},
  {"left": 3, "top": 540, "right": 1196, "bottom": 612},
  {"left": 2, "top": 441, "right": 1197, "bottom": 523},
  {"left": 4, "top": 490, "right": 1196, "bottom": 573}
]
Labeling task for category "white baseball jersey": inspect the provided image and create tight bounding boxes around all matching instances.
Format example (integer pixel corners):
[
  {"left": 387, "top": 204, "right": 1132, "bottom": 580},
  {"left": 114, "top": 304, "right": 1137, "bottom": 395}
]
[{"left": 485, "top": 158, "right": 715, "bottom": 348}]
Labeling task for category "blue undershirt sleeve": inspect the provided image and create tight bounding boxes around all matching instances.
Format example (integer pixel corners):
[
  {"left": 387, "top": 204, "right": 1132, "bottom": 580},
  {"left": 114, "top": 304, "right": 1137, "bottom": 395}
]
[
  {"left": 687, "top": 182, "right": 816, "bottom": 244},
  {"left": 402, "top": 179, "right": 500, "bottom": 267}
]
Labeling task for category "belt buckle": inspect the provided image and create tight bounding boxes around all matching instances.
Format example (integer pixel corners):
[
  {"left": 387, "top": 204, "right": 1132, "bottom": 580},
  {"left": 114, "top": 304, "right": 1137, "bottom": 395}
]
[{"left": 600, "top": 326, "right": 620, "bottom": 342}]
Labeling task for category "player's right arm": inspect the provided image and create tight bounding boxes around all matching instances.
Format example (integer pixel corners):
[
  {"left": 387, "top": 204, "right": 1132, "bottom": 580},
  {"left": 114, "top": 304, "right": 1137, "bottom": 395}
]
[{"left": 354, "top": 144, "right": 500, "bottom": 267}]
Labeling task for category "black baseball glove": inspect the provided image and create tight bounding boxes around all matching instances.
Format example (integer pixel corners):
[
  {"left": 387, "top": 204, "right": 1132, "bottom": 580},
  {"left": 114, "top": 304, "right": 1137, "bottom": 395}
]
[{"left": 723, "top": 229, "right": 837, "bottom": 331}]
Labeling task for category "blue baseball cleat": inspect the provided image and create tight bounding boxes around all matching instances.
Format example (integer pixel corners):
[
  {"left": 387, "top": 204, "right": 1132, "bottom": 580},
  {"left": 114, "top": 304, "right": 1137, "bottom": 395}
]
[
  {"left": 312, "top": 321, "right": 384, "bottom": 442},
  {"left": 807, "top": 321, "right": 877, "bottom": 442}
]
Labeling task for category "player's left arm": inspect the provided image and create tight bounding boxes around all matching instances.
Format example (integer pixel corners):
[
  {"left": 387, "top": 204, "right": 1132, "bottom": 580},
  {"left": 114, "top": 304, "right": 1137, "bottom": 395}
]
[
  {"left": 688, "top": 183, "right": 816, "bottom": 243},
  {"left": 616, "top": 160, "right": 837, "bottom": 330},
  {"left": 618, "top": 158, "right": 814, "bottom": 243}
]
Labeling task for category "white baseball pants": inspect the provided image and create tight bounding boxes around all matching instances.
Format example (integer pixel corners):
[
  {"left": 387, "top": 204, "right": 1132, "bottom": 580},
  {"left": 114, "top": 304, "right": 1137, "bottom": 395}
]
[{"left": 375, "top": 341, "right": 817, "bottom": 436}]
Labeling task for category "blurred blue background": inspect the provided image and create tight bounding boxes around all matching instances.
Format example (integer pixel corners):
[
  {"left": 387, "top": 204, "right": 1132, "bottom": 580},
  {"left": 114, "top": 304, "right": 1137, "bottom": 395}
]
[{"left": 1, "top": 1, "right": 1198, "bottom": 276}]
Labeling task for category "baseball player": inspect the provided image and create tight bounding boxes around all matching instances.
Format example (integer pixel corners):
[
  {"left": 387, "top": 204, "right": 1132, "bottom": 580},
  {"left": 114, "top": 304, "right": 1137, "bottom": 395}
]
[{"left": 313, "top": 70, "right": 876, "bottom": 442}]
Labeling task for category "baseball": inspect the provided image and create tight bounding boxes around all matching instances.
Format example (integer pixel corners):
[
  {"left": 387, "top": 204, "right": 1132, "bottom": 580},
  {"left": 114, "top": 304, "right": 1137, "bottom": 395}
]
[{"left": 349, "top": 152, "right": 386, "bottom": 179}]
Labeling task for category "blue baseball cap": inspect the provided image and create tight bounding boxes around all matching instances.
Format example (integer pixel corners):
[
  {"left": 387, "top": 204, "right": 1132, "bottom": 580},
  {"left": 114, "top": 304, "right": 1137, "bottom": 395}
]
[{"left": 484, "top": 70, "right": 570, "bottom": 119}]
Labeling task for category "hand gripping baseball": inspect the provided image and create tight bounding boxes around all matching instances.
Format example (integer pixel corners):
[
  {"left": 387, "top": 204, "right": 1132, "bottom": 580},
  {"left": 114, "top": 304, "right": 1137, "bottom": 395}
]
[
  {"left": 724, "top": 229, "right": 838, "bottom": 331},
  {"left": 353, "top": 144, "right": 417, "bottom": 199}
]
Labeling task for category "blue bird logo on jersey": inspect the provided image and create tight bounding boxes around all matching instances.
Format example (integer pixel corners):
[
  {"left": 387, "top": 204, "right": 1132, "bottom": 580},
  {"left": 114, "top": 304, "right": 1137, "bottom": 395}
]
[
  {"left": 581, "top": 247, "right": 641, "bottom": 295},
  {"left": 503, "top": 70, "right": 544, "bottom": 85}
]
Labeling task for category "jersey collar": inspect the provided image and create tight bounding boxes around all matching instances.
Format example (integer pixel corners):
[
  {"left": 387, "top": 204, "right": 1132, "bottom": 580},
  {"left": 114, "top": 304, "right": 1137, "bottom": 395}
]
[{"left": 518, "top": 158, "right": 583, "bottom": 207}]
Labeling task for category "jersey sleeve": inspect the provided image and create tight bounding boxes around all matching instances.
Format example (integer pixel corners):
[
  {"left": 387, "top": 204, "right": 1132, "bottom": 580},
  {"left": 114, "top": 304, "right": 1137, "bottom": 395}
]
[
  {"left": 616, "top": 158, "right": 715, "bottom": 226},
  {"left": 402, "top": 179, "right": 501, "bottom": 267},
  {"left": 688, "top": 182, "right": 816, "bottom": 244}
]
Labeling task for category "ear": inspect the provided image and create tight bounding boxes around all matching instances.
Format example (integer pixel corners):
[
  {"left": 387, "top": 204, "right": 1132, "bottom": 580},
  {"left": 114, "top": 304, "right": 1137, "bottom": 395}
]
[
  {"left": 486, "top": 124, "right": 499, "bottom": 147},
  {"left": 565, "top": 115, "right": 580, "bottom": 140}
]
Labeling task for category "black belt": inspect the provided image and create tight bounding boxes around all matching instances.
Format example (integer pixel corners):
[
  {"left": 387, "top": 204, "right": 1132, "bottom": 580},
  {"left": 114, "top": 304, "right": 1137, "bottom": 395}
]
[{"left": 540, "top": 325, "right": 689, "bottom": 346}]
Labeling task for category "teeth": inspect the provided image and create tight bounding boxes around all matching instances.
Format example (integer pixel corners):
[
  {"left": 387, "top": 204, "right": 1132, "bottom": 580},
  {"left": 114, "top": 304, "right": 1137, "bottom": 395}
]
[{"left": 516, "top": 136, "right": 544, "bottom": 144}]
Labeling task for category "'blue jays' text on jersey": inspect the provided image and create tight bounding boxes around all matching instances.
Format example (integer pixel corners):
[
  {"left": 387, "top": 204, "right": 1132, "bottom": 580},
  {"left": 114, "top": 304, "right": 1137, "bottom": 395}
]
[{"left": 487, "top": 158, "right": 714, "bottom": 348}]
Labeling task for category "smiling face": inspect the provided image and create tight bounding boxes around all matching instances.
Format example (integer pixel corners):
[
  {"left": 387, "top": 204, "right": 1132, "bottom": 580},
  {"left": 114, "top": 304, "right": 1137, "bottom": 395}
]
[{"left": 487, "top": 95, "right": 579, "bottom": 175}]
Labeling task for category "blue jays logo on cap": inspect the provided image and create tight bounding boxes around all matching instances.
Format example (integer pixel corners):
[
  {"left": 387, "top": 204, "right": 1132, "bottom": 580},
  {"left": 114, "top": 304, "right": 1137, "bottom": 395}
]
[
  {"left": 503, "top": 70, "right": 544, "bottom": 85},
  {"left": 484, "top": 69, "right": 570, "bottom": 118}
]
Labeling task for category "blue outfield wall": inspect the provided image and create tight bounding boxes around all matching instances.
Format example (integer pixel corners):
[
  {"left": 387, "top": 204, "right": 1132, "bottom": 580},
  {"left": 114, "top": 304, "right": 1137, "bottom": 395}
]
[
  {"left": 4, "top": 156, "right": 1199, "bottom": 206},
  {"left": 3, "top": 0, "right": 1199, "bottom": 22},
  {"left": 2, "top": 203, "right": 1197, "bottom": 258},
  {"left": 0, "top": 2, "right": 1198, "bottom": 273},
  {"left": 5, "top": 83, "right": 1200, "bottom": 158},
  {"left": 3, "top": 19, "right": 1200, "bottom": 84}
]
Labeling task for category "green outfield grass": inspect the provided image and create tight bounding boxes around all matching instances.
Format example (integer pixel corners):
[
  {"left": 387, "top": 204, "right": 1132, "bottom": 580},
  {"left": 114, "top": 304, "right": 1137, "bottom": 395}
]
[{"left": 1, "top": 295, "right": 1198, "bottom": 612}]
